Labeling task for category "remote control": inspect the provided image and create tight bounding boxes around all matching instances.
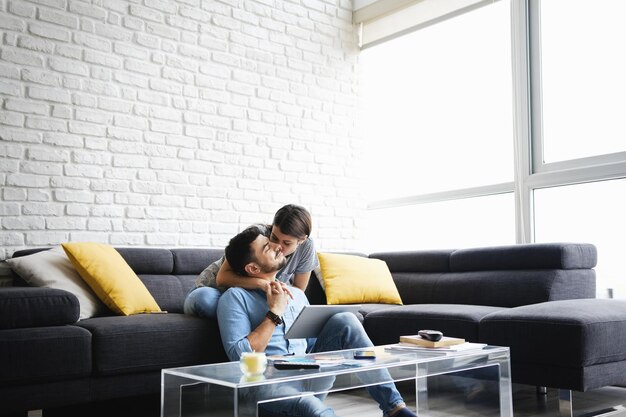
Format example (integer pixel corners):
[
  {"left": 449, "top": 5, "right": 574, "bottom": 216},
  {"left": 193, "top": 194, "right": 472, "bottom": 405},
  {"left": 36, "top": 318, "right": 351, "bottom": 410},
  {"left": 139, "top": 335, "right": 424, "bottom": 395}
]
[{"left": 418, "top": 330, "right": 443, "bottom": 342}]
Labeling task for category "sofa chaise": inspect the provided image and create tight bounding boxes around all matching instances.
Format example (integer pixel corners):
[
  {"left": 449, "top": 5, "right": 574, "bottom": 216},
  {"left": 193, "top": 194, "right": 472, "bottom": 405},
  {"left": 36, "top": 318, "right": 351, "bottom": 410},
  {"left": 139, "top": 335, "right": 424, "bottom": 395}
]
[{"left": 2, "top": 242, "right": 624, "bottom": 417}]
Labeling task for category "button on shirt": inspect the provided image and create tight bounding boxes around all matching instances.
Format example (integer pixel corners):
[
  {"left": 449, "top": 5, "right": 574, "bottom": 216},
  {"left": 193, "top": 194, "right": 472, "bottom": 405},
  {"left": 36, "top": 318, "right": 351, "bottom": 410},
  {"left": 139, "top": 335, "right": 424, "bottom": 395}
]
[{"left": 217, "top": 285, "right": 310, "bottom": 361}]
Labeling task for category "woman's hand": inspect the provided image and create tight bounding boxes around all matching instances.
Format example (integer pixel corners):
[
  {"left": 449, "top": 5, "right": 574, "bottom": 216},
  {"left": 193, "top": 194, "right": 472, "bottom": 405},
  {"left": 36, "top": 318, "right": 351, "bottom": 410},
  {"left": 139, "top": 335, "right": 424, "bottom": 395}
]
[
  {"left": 265, "top": 281, "right": 289, "bottom": 316},
  {"left": 261, "top": 280, "right": 294, "bottom": 299}
]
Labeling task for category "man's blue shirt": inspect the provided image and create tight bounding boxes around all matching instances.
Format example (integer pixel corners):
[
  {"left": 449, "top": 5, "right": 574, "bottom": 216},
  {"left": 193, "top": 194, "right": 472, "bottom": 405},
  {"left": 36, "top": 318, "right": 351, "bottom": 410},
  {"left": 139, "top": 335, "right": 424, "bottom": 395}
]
[{"left": 217, "top": 285, "right": 310, "bottom": 361}]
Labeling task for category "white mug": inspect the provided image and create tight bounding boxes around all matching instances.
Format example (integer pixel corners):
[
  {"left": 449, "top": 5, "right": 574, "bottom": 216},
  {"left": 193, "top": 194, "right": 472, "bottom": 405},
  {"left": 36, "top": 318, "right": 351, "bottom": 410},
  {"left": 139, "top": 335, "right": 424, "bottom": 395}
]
[{"left": 240, "top": 352, "right": 267, "bottom": 376}]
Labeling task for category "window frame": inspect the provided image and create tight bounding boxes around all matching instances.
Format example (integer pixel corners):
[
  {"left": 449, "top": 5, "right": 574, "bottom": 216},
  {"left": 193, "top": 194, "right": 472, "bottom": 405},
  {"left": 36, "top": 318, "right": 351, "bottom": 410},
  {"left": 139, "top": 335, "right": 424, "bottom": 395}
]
[
  {"left": 527, "top": 0, "right": 626, "bottom": 177},
  {"left": 525, "top": 0, "right": 626, "bottom": 240},
  {"left": 366, "top": 0, "right": 626, "bottom": 247}
]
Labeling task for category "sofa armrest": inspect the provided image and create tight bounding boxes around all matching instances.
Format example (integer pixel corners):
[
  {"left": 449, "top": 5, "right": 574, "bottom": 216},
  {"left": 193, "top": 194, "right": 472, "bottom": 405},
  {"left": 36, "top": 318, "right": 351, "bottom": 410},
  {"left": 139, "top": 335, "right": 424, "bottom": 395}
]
[{"left": 0, "top": 287, "right": 79, "bottom": 329}]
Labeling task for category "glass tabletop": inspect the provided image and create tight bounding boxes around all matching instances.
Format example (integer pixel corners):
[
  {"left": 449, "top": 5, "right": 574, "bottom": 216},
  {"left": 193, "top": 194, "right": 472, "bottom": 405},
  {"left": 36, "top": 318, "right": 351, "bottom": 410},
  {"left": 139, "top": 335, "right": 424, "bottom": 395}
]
[{"left": 163, "top": 345, "right": 509, "bottom": 388}]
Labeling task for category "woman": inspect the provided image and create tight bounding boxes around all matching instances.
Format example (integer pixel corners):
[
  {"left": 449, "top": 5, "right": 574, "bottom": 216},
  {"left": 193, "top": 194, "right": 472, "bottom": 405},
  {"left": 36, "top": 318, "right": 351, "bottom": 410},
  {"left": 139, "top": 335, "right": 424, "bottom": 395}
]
[{"left": 184, "top": 204, "right": 318, "bottom": 319}]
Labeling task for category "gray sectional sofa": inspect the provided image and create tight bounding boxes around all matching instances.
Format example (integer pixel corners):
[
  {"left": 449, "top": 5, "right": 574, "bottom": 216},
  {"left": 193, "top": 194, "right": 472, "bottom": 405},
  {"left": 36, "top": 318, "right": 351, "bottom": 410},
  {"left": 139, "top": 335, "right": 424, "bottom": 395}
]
[{"left": 2, "top": 242, "right": 623, "bottom": 417}]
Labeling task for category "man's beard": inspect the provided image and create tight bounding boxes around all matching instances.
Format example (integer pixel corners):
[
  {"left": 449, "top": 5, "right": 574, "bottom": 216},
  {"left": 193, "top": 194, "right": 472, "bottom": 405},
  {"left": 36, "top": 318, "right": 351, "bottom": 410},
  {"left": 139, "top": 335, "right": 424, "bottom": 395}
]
[{"left": 259, "top": 256, "right": 288, "bottom": 274}]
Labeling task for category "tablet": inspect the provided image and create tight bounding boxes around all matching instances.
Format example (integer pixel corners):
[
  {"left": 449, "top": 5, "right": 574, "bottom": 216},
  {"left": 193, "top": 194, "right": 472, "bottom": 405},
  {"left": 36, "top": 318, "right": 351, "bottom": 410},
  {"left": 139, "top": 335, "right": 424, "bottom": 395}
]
[{"left": 285, "top": 305, "right": 362, "bottom": 339}]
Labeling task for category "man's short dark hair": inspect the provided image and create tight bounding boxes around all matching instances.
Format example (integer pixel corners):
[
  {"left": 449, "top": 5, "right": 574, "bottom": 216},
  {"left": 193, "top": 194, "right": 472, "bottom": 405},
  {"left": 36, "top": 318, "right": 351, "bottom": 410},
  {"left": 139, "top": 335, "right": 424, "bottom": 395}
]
[{"left": 225, "top": 226, "right": 263, "bottom": 276}]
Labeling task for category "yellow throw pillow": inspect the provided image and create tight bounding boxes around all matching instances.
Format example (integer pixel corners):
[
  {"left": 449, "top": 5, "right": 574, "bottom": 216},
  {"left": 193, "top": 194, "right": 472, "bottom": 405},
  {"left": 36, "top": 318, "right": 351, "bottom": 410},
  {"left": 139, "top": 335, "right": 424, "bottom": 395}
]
[
  {"left": 317, "top": 253, "right": 403, "bottom": 305},
  {"left": 62, "top": 242, "right": 161, "bottom": 316}
]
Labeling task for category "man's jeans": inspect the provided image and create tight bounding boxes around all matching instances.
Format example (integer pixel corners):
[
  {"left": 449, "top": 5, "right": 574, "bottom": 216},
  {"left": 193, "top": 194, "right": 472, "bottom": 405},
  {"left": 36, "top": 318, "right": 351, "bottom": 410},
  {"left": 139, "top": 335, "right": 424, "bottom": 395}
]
[
  {"left": 183, "top": 286, "right": 221, "bottom": 319},
  {"left": 257, "top": 312, "right": 405, "bottom": 417}
]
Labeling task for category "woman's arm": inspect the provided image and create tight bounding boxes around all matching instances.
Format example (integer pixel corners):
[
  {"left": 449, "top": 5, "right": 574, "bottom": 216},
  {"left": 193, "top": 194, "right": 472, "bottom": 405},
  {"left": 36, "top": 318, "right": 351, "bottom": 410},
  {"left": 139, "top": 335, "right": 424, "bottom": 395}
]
[
  {"left": 292, "top": 271, "right": 311, "bottom": 292},
  {"left": 216, "top": 259, "right": 267, "bottom": 290}
]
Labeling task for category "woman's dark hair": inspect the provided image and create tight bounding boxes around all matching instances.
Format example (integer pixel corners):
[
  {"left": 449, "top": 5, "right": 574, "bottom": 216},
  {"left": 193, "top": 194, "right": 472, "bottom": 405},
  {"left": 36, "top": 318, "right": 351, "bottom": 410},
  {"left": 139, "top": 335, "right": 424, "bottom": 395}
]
[
  {"left": 224, "top": 226, "right": 263, "bottom": 276},
  {"left": 272, "top": 204, "right": 312, "bottom": 240}
]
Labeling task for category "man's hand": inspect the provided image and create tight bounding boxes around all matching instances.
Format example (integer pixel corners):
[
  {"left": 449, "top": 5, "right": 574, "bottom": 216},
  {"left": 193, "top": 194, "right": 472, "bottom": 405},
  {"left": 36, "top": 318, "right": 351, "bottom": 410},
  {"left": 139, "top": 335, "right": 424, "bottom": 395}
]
[{"left": 266, "top": 280, "right": 289, "bottom": 317}]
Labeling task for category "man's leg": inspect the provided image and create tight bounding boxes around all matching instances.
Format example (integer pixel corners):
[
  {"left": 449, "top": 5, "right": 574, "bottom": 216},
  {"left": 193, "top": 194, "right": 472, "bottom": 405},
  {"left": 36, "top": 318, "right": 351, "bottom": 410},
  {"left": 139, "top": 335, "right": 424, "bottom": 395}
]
[
  {"left": 311, "top": 312, "right": 412, "bottom": 417},
  {"left": 183, "top": 287, "right": 221, "bottom": 319},
  {"left": 255, "top": 383, "right": 338, "bottom": 417}
]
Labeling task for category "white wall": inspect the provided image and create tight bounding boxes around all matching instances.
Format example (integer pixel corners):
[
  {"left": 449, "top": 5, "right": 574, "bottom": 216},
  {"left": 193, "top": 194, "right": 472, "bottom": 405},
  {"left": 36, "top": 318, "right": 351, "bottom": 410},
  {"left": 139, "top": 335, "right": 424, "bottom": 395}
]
[{"left": 0, "top": 0, "right": 365, "bottom": 262}]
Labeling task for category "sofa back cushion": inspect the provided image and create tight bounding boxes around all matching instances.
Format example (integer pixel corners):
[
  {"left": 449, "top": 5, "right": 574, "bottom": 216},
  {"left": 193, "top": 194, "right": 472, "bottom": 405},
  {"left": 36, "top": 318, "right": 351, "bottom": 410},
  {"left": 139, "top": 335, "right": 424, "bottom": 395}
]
[
  {"left": 171, "top": 248, "right": 224, "bottom": 274},
  {"left": 370, "top": 243, "right": 597, "bottom": 308},
  {"left": 118, "top": 248, "right": 223, "bottom": 314},
  {"left": 369, "top": 250, "right": 453, "bottom": 272},
  {"left": 115, "top": 248, "right": 174, "bottom": 274},
  {"left": 449, "top": 243, "right": 598, "bottom": 271},
  {"left": 393, "top": 270, "right": 595, "bottom": 307}
]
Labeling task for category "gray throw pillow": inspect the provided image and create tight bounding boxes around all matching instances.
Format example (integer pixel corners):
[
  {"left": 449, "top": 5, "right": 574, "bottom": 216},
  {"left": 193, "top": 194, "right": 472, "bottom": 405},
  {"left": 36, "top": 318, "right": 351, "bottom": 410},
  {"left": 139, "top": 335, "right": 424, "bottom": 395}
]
[{"left": 6, "top": 246, "right": 106, "bottom": 319}]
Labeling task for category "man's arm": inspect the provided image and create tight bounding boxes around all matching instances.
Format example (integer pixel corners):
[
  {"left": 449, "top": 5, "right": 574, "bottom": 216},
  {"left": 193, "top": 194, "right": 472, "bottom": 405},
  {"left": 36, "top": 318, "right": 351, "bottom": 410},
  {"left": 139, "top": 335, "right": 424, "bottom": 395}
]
[
  {"left": 217, "top": 288, "right": 254, "bottom": 361},
  {"left": 217, "top": 282, "right": 289, "bottom": 361},
  {"left": 247, "top": 281, "right": 289, "bottom": 352}
]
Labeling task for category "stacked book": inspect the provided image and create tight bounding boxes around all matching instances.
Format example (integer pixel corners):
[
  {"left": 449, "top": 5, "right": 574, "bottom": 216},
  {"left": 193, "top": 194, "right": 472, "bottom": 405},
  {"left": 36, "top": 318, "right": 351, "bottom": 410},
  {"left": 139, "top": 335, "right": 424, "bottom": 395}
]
[{"left": 386, "top": 335, "right": 486, "bottom": 353}]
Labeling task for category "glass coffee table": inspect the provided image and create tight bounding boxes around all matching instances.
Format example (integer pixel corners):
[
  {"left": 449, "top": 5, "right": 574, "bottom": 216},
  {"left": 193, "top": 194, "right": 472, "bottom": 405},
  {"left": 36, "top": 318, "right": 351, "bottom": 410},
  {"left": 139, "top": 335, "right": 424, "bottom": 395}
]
[{"left": 161, "top": 345, "right": 512, "bottom": 417}]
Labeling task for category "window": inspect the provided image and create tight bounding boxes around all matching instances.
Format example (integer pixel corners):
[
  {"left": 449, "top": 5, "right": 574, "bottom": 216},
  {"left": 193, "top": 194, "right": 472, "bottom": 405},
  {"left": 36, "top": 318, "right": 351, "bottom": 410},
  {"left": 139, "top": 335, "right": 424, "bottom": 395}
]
[
  {"left": 364, "top": 193, "right": 514, "bottom": 252},
  {"left": 360, "top": 0, "right": 514, "bottom": 251},
  {"left": 535, "top": 0, "right": 626, "bottom": 164},
  {"left": 361, "top": 0, "right": 513, "bottom": 200},
  {"left": 359, "top": 0, "right": 626, "bottom": 297}
]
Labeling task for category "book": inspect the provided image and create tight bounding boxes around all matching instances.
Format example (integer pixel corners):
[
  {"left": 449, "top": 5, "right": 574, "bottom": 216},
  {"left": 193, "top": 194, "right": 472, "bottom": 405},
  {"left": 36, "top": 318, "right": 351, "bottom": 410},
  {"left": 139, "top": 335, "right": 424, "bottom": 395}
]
[
  {"left": 399, "top": 335, "right": 466, "bottom": 348},
  {"left": 385, "top": 342, "right": 487, "bottom": 355}
]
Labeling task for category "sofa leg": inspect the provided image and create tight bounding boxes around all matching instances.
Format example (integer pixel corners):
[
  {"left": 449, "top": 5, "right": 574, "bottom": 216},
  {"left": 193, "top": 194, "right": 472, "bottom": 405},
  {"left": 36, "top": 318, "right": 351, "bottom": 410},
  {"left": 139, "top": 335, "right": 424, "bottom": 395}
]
[
  {"left": 559, "top": 389, "right": 573, "bottom": 417},
  {"left": 537, "top": 386, "right": 547, "bottom": 395},
  {"left": 26, "top": 411, "right": 42, "bottom": 417},
  {"left": 559, "top": 389, "right": 626, "bottom": 417}
]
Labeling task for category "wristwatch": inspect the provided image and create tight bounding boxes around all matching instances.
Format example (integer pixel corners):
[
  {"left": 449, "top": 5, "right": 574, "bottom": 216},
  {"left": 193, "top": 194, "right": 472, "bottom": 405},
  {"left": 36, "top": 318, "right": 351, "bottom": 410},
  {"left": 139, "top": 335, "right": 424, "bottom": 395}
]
[{"left": 266, "top": 310, "right": 283, "bottom": 326}]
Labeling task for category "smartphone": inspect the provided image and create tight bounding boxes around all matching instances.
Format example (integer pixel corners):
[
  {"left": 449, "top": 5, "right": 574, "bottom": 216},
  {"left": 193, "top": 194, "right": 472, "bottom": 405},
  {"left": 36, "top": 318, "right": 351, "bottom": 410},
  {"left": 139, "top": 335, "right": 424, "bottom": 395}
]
[{"left": 353, "top": 350, "right": 376, "bottom": 359}]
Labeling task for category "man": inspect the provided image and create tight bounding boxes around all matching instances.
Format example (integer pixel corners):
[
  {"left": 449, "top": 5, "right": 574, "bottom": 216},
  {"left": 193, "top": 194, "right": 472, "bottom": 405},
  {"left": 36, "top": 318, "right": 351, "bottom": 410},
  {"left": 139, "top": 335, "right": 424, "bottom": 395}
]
[{"left": 217, "top": 225, "right": 417, "bottom": 417}]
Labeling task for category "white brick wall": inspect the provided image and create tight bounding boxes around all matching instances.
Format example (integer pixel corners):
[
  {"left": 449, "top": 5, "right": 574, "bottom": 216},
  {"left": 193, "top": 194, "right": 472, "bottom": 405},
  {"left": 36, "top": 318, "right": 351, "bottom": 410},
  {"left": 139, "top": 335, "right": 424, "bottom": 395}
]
[{"left": 0, "top": 0, "right": 365, "bottom": 263}]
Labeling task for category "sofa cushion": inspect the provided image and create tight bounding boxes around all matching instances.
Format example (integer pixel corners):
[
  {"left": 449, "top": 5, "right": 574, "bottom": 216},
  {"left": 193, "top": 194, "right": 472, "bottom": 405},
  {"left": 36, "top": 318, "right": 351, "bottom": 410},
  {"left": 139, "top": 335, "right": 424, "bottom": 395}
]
[
  {"left": 137, "top": 274, "right": 196, "bottom": 314},
  {"left": 171, "top": 248, "right": 224, "bottom": 275},
  {"left": 63, "top": 242, "right": 161, "bottom": 316},
  {"left": 450, "top": 242, "right": 597, "bottom": 271},
  {"left": 0, "top": 287, "right": 79, "bottom": 329},
  {"left": 480, "top": 299, "right": 626, "bottom": 367},
  {"left": 5, "top": 246, "right": 106, "bottom": 320},
  {"left": 317, "top": 253, "right": 403, "bottom": 305},
  {"left": 391, "top": 270, "right": 595, "bottom": 307},
  {"left": 369, "top": 250, "right": 453, "bottom": 272},
  {"left": 364, "top": 304, "right": 505, "bottom": 345},
  {"left": 358, "top": 303, "right": 400, "bottom": 319},
  {"left": 116, "top": 247, "right": 174, "bottom": 274},
  {"left": 0, "top": 326, "right": 91, "bottom": 386},
  {"left": 479, "top": 299, "right": 626, "bottom": 390},
  {"left": 76, "top": 313, "right": 226, "bottom": 376}
]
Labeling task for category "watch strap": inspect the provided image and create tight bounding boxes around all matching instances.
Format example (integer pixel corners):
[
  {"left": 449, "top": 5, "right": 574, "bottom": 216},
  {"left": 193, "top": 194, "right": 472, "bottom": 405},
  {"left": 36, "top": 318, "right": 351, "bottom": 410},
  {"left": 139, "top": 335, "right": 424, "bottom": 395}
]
[{"left": 266, "top": 310, "right": 283, "bottom": 325}]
